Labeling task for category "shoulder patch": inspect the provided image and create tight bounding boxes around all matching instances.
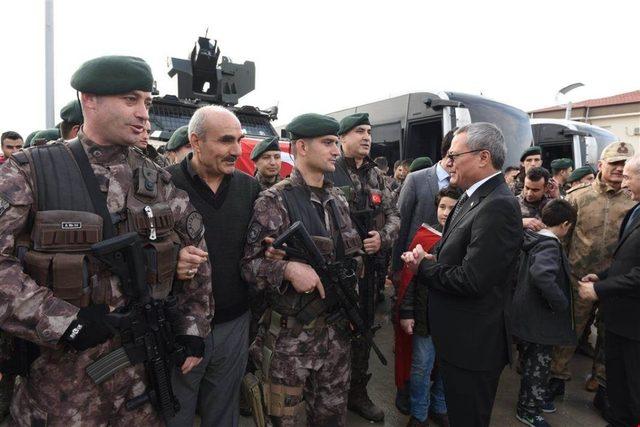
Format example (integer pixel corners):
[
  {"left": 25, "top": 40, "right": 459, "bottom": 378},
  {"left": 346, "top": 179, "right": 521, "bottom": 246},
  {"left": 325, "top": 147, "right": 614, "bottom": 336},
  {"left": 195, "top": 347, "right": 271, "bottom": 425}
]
[
  {"left": 247, "top": 222, "right": 262, "bottom": 244},
  {"left": 186, "top": 211, "right": 204, "bottom": 241},
  {"left": 0, "top": 195, "right": 10, "bottom": 217}
]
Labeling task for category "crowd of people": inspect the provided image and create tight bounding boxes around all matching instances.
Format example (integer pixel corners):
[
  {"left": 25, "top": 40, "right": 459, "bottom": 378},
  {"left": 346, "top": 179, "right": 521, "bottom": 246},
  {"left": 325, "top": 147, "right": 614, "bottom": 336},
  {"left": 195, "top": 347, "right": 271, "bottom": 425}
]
[{"left": 0, "top": 54, "right": 638, "bottom": 427}]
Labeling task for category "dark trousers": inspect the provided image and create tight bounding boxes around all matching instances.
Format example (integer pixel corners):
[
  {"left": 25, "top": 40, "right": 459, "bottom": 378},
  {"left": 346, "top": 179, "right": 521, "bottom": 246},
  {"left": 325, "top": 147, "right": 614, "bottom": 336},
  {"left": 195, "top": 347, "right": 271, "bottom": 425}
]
[
  {"left": 605, "top": 331, "right": 640, "bottom": 427},
  {"left": 440, "top": 359, "right": 503, "bottom": 427},
  {"left": 517, "top": 341, "right": 552, "bottom": 416}
]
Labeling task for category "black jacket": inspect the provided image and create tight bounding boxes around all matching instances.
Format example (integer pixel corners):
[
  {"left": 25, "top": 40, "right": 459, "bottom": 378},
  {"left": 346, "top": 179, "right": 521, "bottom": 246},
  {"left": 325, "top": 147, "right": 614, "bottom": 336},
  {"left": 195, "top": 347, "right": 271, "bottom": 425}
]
[
  {"left": 511, "top": 230, "right": 575, "bottom": 346},
  {"left": 417, "top": 173, "right": 522, "bottom": 371},
  {"left": 595, "top": 203, "right": 640, "bottom": 341}
]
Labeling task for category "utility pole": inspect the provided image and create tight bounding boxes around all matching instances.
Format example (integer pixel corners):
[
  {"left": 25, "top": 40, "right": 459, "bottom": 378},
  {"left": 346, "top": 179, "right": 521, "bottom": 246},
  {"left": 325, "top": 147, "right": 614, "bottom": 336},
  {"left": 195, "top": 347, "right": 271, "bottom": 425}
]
[
  {"left": 557, "top": 83, "right": 584, "bottom": 120},
  {"left": 45, "top": 0, "right": 54, "bottom": 127}
]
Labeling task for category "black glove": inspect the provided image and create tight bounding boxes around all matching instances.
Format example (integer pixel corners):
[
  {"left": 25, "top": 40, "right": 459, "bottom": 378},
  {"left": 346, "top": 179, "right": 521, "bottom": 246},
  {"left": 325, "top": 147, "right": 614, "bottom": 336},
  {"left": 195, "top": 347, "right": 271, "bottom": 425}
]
[
  {"left": 176, "top": 335, "right": 205, "bottom": 358},
  {"left": 62, "top": 304, "right": 114, "bottom": 351}
]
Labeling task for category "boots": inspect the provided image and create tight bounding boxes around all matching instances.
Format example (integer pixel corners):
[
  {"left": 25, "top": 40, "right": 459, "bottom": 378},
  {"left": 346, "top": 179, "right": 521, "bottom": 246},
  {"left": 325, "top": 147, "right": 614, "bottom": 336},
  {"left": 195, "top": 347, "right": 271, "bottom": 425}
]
[
  {"left": 547, "top": 377, "right": 565, "bottom": 399},
  {"left": 593, "top": 386, "right": 613, "bottom": 423},
  {"left": 348, "top": 385, "right": 385, "bottom": 422}
]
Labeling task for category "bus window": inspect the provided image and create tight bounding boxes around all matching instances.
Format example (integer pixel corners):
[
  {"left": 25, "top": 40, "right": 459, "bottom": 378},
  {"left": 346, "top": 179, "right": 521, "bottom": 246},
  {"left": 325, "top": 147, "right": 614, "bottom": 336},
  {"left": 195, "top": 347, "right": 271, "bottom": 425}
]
[{"left": 406, "top": 118, "right": 443, "bottom": 161}]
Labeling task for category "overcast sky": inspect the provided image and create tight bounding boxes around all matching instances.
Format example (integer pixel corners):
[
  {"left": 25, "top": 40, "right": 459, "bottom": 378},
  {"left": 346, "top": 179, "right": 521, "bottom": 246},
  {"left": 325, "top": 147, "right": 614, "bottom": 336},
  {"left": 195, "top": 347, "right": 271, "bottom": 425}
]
[{"left": 1, "top": 0, "right": 638, "bottom": 138}]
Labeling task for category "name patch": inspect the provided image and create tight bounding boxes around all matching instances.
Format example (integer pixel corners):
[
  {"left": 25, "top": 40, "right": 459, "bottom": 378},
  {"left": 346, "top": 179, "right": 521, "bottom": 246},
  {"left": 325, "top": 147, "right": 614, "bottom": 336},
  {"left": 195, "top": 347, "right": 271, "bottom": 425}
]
[{"left": 61, "top": 222, "right": 82, "bottom": 229}]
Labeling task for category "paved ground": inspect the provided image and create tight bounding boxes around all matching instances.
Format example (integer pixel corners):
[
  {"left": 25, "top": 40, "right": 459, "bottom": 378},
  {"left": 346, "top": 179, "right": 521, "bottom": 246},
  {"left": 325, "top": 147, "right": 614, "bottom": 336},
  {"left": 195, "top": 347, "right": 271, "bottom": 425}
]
[{"left": 240, "top": 289, "right": 606, "bottom": 427}]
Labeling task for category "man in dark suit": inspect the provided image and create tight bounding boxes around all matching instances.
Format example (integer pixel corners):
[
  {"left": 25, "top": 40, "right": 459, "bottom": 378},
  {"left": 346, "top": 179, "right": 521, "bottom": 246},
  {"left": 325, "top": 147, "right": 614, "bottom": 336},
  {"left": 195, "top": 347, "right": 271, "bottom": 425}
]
[
  {"left": 579, "top": 155, "right": 640, "bottom": 427},
  {"left": 402, "top": 122, "right": 523, "bottom": 427}
]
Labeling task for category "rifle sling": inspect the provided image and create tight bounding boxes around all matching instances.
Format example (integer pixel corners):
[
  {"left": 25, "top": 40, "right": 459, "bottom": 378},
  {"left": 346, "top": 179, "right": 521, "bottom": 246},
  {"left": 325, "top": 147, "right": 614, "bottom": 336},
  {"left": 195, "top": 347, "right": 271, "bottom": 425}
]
[{"left": 68, "top": 140, "right": 116, "bottom": 239}]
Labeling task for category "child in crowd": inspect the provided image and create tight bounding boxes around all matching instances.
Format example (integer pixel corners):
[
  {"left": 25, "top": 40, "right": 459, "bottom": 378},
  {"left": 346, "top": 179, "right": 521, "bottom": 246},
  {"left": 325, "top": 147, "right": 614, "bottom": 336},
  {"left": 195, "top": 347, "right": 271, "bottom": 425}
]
[
  {"left": 511, "top": 199, "right": 577, "bottom": 427},
  {"left": 398, "top": 186, "right": 462, "bottom": 427}
]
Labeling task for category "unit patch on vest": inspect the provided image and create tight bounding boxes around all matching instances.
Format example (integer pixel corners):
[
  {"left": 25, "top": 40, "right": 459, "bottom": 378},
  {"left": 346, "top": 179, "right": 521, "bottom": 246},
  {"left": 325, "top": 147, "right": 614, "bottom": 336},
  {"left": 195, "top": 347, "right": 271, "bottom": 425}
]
[
  {"left": 186, "top": 211, "right": 204, "bottom": 241},
  {"left": 0, "top": 195, "right": 9, "bottom": 217}
]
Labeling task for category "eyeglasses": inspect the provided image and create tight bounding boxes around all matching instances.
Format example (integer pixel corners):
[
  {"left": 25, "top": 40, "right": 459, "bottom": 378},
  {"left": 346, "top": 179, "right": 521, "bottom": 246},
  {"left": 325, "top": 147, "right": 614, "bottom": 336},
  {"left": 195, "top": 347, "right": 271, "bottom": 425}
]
[{"left": 446, "top": 149, "right": 485, "bottom": 162}]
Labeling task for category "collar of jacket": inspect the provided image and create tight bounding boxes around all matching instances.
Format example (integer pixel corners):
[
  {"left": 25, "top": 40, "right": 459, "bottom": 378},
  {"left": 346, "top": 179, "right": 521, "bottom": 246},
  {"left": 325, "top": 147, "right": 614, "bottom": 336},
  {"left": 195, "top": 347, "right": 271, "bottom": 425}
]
[
  {"left": 594, "top": 172, "right": 624, "bottom": 195},
  {"left": 341, "top": 152, "right": 376, "bottom": 173},
  {"left": 77, "top": 129, "right": 128, "bottom": 165},
  {"left": 289, "top": 167, "right": 334, "bottom": 190}
]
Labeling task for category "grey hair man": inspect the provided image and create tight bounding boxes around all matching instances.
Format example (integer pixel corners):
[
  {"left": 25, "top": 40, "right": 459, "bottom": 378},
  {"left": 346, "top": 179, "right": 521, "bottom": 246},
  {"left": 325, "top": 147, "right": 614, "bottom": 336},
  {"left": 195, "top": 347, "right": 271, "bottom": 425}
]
[
  {"left": 402, "top": 122, "right": 522, "bottom": 427},
  {"left": 166, "top": 105, "right": 262, "bottom": 427}
]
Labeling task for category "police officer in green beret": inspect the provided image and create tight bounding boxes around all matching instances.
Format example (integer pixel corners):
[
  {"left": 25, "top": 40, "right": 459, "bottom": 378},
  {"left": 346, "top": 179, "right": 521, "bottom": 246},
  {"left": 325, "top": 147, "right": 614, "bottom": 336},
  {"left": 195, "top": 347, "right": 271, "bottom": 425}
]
[
  {"left": 409, "top": 156, "right": 434, "bottom": 173},
  {"left": 325, "top": 112, "right": 400, "bottom": 422},
  {"left": 567, "top": 165, "right": 596, "bottom": 191},
  {"left": 165, "top": 125, "right": 192, "bottom": 165},
  {"left": 59, "top": 100, "right": 84, "bottom": 141},
  {"left": 30, "top": 128, "right": 61, "bottom": 147},
  {"left": 241, "top": 113, "right": 364, "bottom": 426},
  {"left": 134, "top": 120, "right": 169, "bottom": 168},
  {"left": 0, "top": 55, "right": 212, "bottom": 425},
  {"left": 251, "top": 136, "right": 282, "bottom": 190},
  {"left": 510, "top": 146, "right": 543, "bottom": 195},
  {"left": 550, "top": 158, "right": 573, "bottom": 197}
]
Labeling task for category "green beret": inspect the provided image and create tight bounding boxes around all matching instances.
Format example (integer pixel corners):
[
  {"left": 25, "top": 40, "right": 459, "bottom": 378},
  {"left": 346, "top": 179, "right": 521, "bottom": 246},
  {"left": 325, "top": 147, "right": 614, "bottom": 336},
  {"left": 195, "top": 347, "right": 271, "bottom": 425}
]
[
  {"left": 338, "top": 113, "right": 371, "bottom": 135},
  {"left": 409, "top": 156, "right": 433, "bottom": 172},
  {"left": 251, "top": 136, "right": 280, "bottom": 161},
  {"left": 71, "top": 55, "right": 154, "bottom": 95},
  {"left": 567, "top": 165, "right": 595, "bottom": 183},
  {"left": 550, "top": 158, "right": 573, "bottom": 171},
  {"left": 23, "top": 131, "right": 38, "bottom": 148},
  {"left": 285, "top": 113, "right": 339, "bottom": 139},
  {"left": 31, "top": 128, "right": 60, "bottom": 146},
  {"left": 60, "top": 100, "right": 84, "bottom": 125},
  {"left": 520, "top": 146, "right": 542, "bottom": 162},
  {"left": 165, "top": 126, "right": 190, "bottom": 152}
]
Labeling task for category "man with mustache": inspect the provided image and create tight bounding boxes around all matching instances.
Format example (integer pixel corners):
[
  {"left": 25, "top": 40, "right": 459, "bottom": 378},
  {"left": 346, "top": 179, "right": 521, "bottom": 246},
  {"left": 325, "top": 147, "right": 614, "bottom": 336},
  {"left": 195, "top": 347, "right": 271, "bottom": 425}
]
[
  {"left": 166, "top": 105, "right": 261, "bottom": 427},
  {"left": 326, "top": 112, "right": 400, "bottom": 422},
  {"left": 548, "top": 142, "right": 635, "bottom": 422}
]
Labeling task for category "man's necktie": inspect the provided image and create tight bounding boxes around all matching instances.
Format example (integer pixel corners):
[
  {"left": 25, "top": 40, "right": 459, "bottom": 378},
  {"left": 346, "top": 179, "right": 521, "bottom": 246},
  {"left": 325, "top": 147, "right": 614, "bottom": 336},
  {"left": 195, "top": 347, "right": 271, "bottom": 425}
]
[{"left": 448, "top": 192, "right": 469, "bottom": 225}]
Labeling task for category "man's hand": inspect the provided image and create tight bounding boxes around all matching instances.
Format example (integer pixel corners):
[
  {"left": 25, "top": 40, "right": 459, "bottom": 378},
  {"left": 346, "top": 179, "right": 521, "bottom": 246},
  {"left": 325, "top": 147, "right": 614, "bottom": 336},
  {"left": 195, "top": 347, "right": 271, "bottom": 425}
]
[
  {"left": 284, "top": 261, "right": 325, "bottom": 298},
  {"left": 363, "top": 230, "right": 382, "bottom": 254},
  {"left": 263, "top": 236, "right": 286, "bottom": 260},
  {"left": 177, "top": 246, "right": 208, "bottom": 280},
  {"left": 578, "top": 280, "right": 599, "bottom": 301},
  {"left": 401, "top": 244, "right": 434, "bottom": 274},
  {"left": 523, "top": 217, "right": 545, "bottom": 231},
  {"left": 547, "top": 178, "right": 560, "bottom": 199},
  {"left": 400, "top": 319, "right": 415, "bottom": 335},
  {"left": 180, "top": 356, "right": 202, "bottom": 375},
  {"left": 581, "top": 273, "right": 600, "bottom": 283}
]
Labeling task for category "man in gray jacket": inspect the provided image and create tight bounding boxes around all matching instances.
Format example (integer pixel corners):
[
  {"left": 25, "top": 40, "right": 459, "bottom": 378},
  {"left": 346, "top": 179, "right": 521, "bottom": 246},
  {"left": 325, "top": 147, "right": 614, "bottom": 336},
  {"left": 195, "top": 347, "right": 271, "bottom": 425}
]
[{"left": 391, "top": 132, "right": 454, "bottom": 275}]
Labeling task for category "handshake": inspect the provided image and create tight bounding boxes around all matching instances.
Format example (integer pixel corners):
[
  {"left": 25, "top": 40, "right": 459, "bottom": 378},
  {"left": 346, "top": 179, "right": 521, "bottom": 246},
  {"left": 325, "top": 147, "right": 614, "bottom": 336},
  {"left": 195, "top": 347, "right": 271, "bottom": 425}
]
[
  {"left": 400, "top": 244, "right": 437, "bottom": 273},
  {"left": 577, "top": 273, "right": 600, "bottom": 301}
]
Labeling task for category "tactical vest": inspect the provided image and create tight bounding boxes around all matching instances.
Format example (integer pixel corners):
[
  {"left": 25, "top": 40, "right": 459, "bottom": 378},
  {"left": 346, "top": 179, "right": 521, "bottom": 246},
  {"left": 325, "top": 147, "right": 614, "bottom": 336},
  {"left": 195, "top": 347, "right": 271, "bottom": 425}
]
[
  {"left": 267, "top": 182, "right": 360, "bottom": 317},
  {"left": 330, "top": 157, "right": 385, "bottom": 235},
  {"left": 13, "top": 141, "right": 180, "bottom": 308}
]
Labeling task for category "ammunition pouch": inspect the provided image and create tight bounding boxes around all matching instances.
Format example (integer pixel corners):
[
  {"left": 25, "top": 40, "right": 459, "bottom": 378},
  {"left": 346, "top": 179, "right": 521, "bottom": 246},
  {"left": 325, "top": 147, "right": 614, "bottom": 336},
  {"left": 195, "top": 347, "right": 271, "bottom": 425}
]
[
  {"left": 263, "top": 383, "right": 304, "bottom": 418},
  {"left": 23, "top": 210, "right": 103, "bottom": 308}
]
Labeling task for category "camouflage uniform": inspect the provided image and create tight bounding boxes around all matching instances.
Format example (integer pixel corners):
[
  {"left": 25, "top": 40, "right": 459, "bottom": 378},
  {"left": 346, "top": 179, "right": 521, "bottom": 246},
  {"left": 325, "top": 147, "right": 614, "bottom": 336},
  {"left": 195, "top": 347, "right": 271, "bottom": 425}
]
[
  {"left": 255, "top": 171, "right": 280, "bottom": 191},
  {"left": 518, "top": 342, "right": 553, "bottom": 417},
  {"left": 509, "top": 170, "right": 525, "bottom": 196},
  {"left": 517, "top": 194, "right": 550, "bottom": 219},
  {"left": 327, "top": 156, "right": 399, "bottom": 405},
  {"left": 0, "top": 132, "right": 213, "bottom": 426},
  {"left": 240, "top": 168, "right": 362, "bottom": 426},
  {"left": 551, "top": 174, "right": 634, "bottom": 386},
  {"left": 134, "top": 145, "right": 170, "bottom": 168}
]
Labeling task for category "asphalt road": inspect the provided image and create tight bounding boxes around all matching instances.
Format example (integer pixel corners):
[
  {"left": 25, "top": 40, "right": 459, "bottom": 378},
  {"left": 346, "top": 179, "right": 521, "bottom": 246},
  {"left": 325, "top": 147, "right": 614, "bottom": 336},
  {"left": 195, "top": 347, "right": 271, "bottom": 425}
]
[{"left": 240, "top": 289, "right": 606, "bottom": 427}]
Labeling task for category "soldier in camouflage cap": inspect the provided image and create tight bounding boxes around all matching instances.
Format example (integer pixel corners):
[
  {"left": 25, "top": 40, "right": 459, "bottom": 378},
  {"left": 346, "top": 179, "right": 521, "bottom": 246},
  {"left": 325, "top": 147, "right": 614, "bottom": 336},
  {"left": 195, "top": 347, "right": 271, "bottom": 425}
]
[
  {"left": 251, "top": 136, "right": 282, "bottom": 190},
  {"left": 326, "top": 112, "right": 400, "bottom": 422},
  {"left": 549, "top": 141, "right": 635, "bottom": 407},
  {"left": 241, "top": 113, "right": 362, "bottom": 426},
  {"left": 0, "top": 55, "right": 212, "bottom": 425}
]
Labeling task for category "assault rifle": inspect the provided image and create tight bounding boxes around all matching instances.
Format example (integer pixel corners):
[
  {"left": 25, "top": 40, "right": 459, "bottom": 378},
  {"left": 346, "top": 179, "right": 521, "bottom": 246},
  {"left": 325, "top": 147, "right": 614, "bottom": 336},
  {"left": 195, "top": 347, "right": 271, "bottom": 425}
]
[
  {"left": 272, "top": 221, "right": 387, "bottom": 365},
  {"left": 85, "top": 232, "right": 185, "bottom": 422}
]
